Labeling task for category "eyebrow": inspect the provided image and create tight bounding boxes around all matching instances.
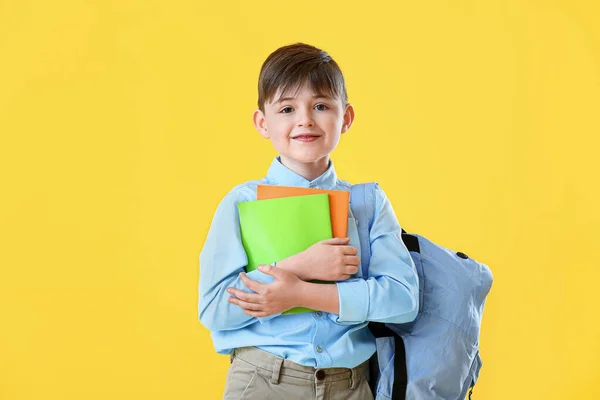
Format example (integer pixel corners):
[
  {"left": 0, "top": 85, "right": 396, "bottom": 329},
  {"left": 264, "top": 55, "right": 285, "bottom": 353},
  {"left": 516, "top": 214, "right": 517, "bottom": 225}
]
[{"left": 274, "top": 95, "right": 332, "bottom": 105}]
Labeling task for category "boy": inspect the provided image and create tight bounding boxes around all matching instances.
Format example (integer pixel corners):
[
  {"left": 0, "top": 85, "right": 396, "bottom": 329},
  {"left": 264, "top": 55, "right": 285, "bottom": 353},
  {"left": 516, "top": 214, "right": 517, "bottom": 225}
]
[{"left": 198, "top": 43, "right": 419, "bottom": 399}]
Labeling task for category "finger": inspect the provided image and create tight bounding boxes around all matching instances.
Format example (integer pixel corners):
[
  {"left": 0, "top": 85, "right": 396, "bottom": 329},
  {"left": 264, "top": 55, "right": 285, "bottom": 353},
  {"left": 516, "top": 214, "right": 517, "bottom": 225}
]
[
  {"left": 239, "top": 272, "right": 265, "bottom": 293},
  {"left": 344, "top": 265, "right": 359, "bottom": 275},
  {"left": 227, "top": 287, "right": 262, "bottom": 303},
  {"left": 341, "top": 245, "right": 359, "bottom": 255},
  {"left": 257, "top": 264, "right": 285, "bottom": 280},
  {"left": 321, "top": 237, "right": 351, "bottom": 245},
  {"left": 228, "top": 296, "right": 263, "bottom": 311},
  {"left": 242, "top": 309, "right": 269, "bottom": 318},
  {"left": 343, "top": 255, "right": 361, "bottom": 266}
]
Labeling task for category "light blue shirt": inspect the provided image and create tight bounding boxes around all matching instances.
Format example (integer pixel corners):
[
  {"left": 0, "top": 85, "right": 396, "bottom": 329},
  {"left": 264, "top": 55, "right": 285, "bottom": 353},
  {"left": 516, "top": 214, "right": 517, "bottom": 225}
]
[{"left": 198, "top": 156, "right": 419, "bottom": 368}]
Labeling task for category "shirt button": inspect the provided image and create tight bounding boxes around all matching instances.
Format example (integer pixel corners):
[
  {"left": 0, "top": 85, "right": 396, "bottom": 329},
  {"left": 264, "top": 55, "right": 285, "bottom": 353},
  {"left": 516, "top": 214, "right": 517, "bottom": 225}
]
[
  {"left": 315, "top": 311, "right": 322, "bottom": 317},
  {"left": 316, "top": 346, "right": 323, "bottom": 353}
]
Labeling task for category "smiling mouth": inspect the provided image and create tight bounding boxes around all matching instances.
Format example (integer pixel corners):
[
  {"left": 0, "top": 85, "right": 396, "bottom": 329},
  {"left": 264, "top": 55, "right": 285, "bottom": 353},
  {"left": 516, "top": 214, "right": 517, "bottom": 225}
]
[{"left": 292, "top": 135, "right": 320, "bottom": 142}]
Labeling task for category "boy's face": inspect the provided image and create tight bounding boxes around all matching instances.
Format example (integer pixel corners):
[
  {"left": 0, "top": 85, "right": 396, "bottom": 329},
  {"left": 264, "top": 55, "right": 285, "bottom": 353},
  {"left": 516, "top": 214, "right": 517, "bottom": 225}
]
[{"left": 253, "top": 82, "right": 354, "bottom": 170}]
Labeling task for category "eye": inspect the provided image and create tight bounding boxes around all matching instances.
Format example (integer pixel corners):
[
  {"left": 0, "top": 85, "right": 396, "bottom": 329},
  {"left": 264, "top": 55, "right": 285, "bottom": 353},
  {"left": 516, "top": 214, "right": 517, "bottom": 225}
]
[
  {"left": 315, "top": 103, "right": 328, "bottom": 111},
  {"left": 280, "top": 106, "right": 293, "bottom": 114}
]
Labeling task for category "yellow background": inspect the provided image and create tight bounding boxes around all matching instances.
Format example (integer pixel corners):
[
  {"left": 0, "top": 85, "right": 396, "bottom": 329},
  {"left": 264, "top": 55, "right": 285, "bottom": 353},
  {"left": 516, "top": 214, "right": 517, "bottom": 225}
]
[{"left": 1, "top": 0, "right": 598, "bottom": 399}]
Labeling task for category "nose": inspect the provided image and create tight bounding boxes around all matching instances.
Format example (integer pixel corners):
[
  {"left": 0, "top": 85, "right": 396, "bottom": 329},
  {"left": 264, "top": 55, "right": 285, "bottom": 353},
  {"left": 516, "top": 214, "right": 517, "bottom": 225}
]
[{"left": 296, "top": 107, "right": 314, "bottom": 128}]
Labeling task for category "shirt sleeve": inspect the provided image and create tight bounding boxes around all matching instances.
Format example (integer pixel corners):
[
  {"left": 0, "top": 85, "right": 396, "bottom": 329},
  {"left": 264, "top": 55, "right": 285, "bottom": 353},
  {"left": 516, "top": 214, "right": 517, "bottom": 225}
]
[
  {"left": 198, "top": 187, "right": 281, "bottom": 332},
  {"left": 331, "top": 183, "right": 419, "bottom": 325}
]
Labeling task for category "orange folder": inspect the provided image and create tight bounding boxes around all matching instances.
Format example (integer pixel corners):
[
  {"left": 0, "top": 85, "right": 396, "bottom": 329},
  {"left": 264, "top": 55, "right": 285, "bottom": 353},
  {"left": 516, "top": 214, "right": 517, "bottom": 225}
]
[{"left": 257, "top": 184, "right": 349, "bottom": 238}]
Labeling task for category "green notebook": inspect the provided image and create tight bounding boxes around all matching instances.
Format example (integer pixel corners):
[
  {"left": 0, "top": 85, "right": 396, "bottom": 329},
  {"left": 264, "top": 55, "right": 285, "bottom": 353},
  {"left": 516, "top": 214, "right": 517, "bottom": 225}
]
[{"left": 238, "top": 193, "right": 333, "bottom": 315}]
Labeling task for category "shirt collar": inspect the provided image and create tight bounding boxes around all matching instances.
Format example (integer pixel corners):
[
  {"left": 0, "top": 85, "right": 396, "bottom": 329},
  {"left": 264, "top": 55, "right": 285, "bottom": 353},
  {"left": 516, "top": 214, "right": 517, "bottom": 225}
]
[{"left": 265, "top": 156, "right": 338, "bottom": 189}]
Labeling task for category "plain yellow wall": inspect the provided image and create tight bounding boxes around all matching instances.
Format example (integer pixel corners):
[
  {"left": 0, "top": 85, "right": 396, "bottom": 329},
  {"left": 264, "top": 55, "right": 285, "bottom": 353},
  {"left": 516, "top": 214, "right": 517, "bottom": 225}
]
[{"left": 1, "top": 0, "right": 599, "bottom": 399}]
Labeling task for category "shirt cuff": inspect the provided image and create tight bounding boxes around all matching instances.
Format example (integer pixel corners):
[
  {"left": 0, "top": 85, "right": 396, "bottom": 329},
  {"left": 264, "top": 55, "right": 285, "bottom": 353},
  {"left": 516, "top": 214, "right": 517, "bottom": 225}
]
[{"left": 334, "top": 278, "right": 369, "bottom": 324}]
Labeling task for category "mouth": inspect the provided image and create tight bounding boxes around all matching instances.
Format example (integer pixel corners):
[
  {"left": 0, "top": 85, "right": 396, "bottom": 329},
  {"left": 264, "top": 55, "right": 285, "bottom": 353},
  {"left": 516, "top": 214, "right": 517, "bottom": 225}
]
[{"left": 292, "top": 134, "right": 321, "bottom": 142}]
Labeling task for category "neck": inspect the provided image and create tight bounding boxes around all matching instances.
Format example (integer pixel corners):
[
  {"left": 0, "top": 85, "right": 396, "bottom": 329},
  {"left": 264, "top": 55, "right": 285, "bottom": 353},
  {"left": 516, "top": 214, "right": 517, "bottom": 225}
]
[{"left": 279, "top": 156, "right": 330, "bottom": 182}]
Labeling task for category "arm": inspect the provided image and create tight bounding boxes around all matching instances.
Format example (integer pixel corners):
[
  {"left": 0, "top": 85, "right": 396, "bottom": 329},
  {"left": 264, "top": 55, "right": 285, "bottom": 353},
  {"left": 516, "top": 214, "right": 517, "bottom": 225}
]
[
  {"left": 296, "top": 280, "right": 340, "bottom": 313},
  {"left": 198, "top": 188, "right": 281, "bottom": 332},
  {"left": 330, "top": 184, "right": 419, "bottom": 325},
  {"left": 229, "top": 185, "right": 418, "bottom": 322},
  {"left": 227, "top": 265, "right": 340, "bottom": 316}
]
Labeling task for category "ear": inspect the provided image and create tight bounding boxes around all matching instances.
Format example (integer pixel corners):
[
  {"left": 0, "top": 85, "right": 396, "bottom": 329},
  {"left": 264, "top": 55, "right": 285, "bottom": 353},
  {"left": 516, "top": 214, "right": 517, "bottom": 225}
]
[
  {"left": 253, "top": 109, "right": 270, "bottom": 139},
  {"left": 341, "top": 103, "right": 355, "bottom": 134}
]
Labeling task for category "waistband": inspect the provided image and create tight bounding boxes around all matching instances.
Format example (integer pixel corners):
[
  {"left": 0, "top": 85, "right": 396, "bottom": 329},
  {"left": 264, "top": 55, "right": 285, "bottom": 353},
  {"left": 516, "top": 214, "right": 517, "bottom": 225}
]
[{"left": 230, "top": 346, "right": 370, "bottom": 389}]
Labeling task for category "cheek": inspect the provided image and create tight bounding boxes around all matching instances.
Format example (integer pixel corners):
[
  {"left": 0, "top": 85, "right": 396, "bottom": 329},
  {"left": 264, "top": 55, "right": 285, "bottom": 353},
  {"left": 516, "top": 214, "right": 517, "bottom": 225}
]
[
  {"left": 322, "top": 116, "right": 341, "bottom": 130},
  {"left": 267, "top": 120, "right": 291, "bottom": 136},
  {"left": 269, "top": 135, "right": 291, "bottom": 151}
]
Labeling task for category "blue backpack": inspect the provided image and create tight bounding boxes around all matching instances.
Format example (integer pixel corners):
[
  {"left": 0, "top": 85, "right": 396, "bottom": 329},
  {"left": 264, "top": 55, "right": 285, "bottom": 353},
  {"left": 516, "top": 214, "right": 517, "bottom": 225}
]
[{"left": 350, "top": 183, "right": 494, "bottom": 400}]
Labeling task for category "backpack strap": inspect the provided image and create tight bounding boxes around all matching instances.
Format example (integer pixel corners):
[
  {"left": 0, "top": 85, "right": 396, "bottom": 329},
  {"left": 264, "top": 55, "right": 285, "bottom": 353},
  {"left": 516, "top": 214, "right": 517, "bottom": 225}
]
[{"left": 393, "top": 336, "right": 408, "bottom": 400}]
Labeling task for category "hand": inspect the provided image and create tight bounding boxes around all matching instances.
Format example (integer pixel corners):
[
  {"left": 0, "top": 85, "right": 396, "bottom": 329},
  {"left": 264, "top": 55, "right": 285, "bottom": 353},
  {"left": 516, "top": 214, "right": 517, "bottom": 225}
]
[
  {"left": 227, "top": 264, "right": 305, "bottom": 318},
  {"left": 281, "top": 237, "right": 360, "bottom": 282}
]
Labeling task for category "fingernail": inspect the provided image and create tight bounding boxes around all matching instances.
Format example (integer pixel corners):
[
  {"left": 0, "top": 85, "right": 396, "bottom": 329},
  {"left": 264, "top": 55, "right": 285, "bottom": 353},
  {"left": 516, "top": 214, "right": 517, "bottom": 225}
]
[{"left": 258, "top": 265, "right": 264, "bottom": 271}]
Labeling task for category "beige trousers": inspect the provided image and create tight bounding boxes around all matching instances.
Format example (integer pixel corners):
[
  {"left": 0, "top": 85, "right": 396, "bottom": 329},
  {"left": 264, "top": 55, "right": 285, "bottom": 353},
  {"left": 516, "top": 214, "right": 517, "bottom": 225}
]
[{"left": 223, "top": 346, "right": 374, "bottom": 400}]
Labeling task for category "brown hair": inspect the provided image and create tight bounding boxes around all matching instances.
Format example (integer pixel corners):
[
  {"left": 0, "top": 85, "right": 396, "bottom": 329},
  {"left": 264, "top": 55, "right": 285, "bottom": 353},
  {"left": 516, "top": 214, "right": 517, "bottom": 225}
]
[{"left": 257, "top": 43, "right": 348, "bottom": 113}]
